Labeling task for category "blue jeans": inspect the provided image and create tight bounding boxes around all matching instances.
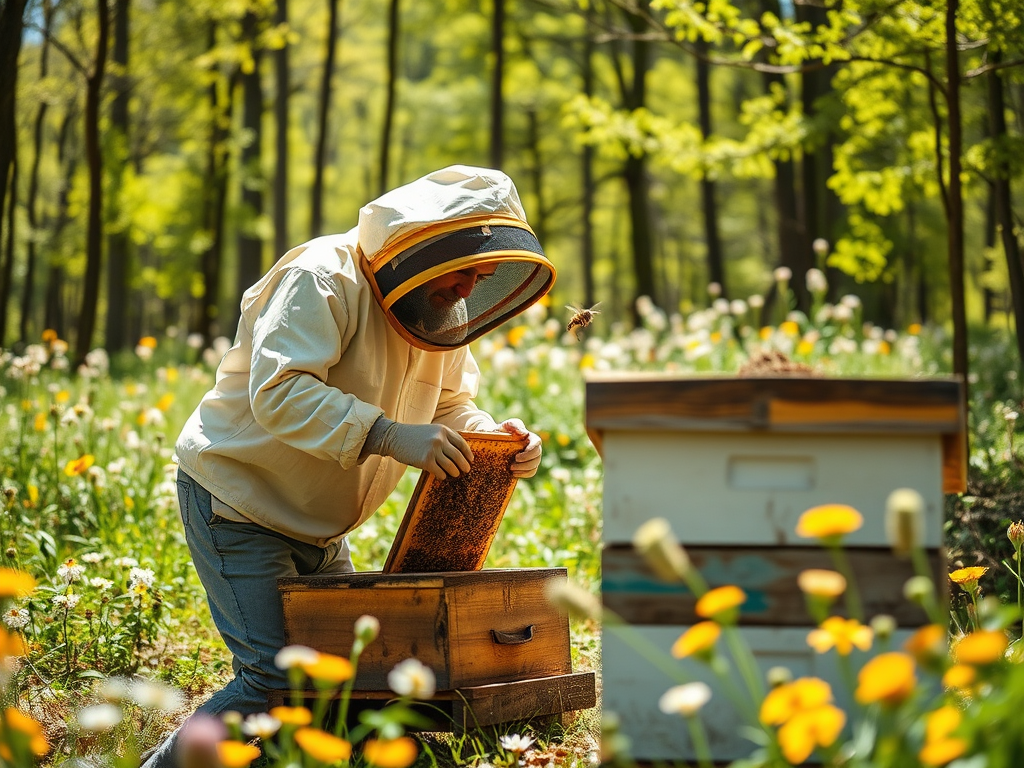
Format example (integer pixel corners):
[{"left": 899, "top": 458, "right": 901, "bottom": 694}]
[{"left": 143, "top": 470, "right": 354, "bottom": 768}]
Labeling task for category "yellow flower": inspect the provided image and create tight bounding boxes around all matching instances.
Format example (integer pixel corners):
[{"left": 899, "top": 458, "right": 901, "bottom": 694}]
[
  {"left": 854, "top": 652, "right": 916, "bottom": 706},
  {"left": 55, "top": 390, "right": 70, "bottom": 404},
  {"left": 294, "top": 728, "right": 352, "bottom": 763},
  {"left": 1009, "top": 520, "right": 1024, "bottom": 549},
  {"left": 64, "top": 454, "right": 96, "bottom": 477},
  {"left": 796, "top": 504, "right": 863, "bottom": 541},
  {"left": 924, "top": 705, "right": 961, "bottom": 743},
  {"left": 778, "top": 704, "right": 846, "bottom": 765},
  {"left": 806, "top": 616, "right": 873, "bottom": 656},
  {"left": 138, "top": 336, "right": 158, "bottom": 349},
  {"left": 2, "top": 708, "right": 49, "bottom": 756},
  {"left": 908, "top": 323, "right": 922, "bottom": 335},
  {"left": 710, "top": 331, "right": 722, "bottom": 343},
  {"left": 949, "top": 567, "right": 987, "bottom": 593},
  {"left": 0, "top": 569, "right": 36, "bottom": 599},
  {"left": 941, "top": 663, "right": 976, "bottom": 691},
  {"left": 877, "top": 340, "right": 891, "bottom": 355},
  {"left": 301, "top": 652, "right": 354, "bottom": 684},
  {"left": 759, "top": 678, "right": 833, "bottom": 726},
  {"left": 953, "top": 630, "right": 1008, "bottom": 665},
  {"left": 362, "top": 737, "right": 419, "bottom": 768},
  {"left": 0, "top": 629, "right": 27, "bottom": 659},
  {"left": 216, "top": 740, "right": 262, "bottom": 768},
  {"left": 124, "top": 495, "right": 135, "bottom": 511},
  {"left": 156, "top": 393, "right": 175, "bottom": 412},
  {"left": 694, "top": 585, "right": 746, "bottom": 622},
  {"left": 759, "top": 326, "right": 773, "bottom": 340},
  {"left": 919, "top": 739, "right": 968, "bottom": 766},
  {"left": 269, "top": 706, "right": 312, "bottom": 726},
  {"left": 507, "top": 325, "right": 528, "bottom": 347},
  {"left": 903, "top": 624, "right": 948, "bottom": 666},
  {"left": 671, "top": 622, "right": 721, "bottom": 659},
  {"left": 527, "top": 369, "right": 540, "bottom": 389},
  {"left": 41, "top": 329, "right": 58, "bottom": 343},
  {"left": 796, "top": 569, "right": 847, "bottom": 599},
  {"left": 33, "top": 412, "right": 47, "bottom": 431},
  {"left": 24, "top": 485, "right": 38, "bottom": 508},
  {"left": 579, "top": 353, "right": 595, "bottom": 370},
  {"left": 780, "top": 320, "right": 800, "bottom": 336},
  {"left": 796, "top": 339, "right": 815, "bottom": 356}
]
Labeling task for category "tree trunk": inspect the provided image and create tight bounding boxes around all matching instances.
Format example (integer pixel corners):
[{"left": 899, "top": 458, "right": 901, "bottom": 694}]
[
  {"left": 0, "top": 0, "right": 29, "bottom": 292},
  {"left": 526, "top": 108, "right": 546, "bottom": 246},
  {"left": 74, "top": 0, "right": 111, "bottom": 366},
  {"left": 1, "top": 158, "right": 15, "bottom": 347},
  {"left": 987, "top": 57, "right": 1024, "bottom": 373},
  {"left": 944, "top": 0, "right": 968, "bottom": 389},
  {"left": 45, "top": 105, "right": 79, "bottom": 340},
  {"left": 235, "top": 10, "right": 266, "bottom": 317},
  {"left": 273, "top": 0, "right": 289, "bottom": 257},
  {"left": 579, "top": 4, "right": 595, "bottom": 309},
  {"left": 490, "top": 0, "right": 504, "bottom": 170},
  {"left": 20, "top": 0, "right": 54, "bottom": 346},
  {"left": 197, "top": 23, "right": 234, "bottom": 345},
  {"left": 379, "top": 0, "right": 400, "bottom": 196},
  {"left": 622, "top": 3, "right": 656, "bottom": 313},
  {"left": 696, "top": 39, "right": 726, "bottom": 296},
  {"left": 310, "top": 0, "right": 341, "bottom": 238},
  {"left": 104, "top": 0, "right": 131, "bottom": 354}
]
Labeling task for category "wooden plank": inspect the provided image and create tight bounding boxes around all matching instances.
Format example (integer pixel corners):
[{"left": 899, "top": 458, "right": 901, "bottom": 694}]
[
  {"left": 602, "top": 544, "right": 946, "bottom": 627},
  {"left": 447, "top": 570, "right": 572, "bottom": 687},
  {"left": 279, "top": 567, "right": 566, "bottom": 591},
  {"left": 266, "top": 672, "right": 597, "bottom": 732},
  {"left": 281, "top": 586, "right": 453, "bottom": 689},
  {"left": 585, "top": 374, "right": 964, "bottom": 443},
  {"left": 450, "top": 672, "right": 597, "bottom": 729}
]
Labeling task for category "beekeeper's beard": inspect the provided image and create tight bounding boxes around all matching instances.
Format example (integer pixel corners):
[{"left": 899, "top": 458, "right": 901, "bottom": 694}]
[{"left": 392, "top": 284, "right": 470, "bottom": 346}]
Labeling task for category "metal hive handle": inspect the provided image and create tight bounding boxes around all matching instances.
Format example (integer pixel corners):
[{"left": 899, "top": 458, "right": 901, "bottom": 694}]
[{"left": 490, "top": 624, "right": 535, "bottom": 645}]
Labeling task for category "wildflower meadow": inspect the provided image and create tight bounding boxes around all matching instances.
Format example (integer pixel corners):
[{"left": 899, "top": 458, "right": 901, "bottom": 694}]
[{"left": 0, "top": 269, "right": 1022, "bottom": 767}]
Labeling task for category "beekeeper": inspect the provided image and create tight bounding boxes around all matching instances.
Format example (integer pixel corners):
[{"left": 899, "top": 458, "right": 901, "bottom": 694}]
[{"left": 144, "top": 165, "right": 556, "bottom": 768}]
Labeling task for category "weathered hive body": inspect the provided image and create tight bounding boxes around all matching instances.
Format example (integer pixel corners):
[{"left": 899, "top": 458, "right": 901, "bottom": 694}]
[{"left": 586, "top": 373, "right": 965, "bottom": 762}]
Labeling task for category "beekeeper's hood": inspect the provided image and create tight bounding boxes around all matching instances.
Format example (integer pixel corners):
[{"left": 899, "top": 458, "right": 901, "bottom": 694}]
[{"left": 358, "top": 165, "right": 556, "bottom": 351}]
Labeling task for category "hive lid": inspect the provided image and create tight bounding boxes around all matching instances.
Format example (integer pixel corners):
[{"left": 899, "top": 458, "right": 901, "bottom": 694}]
[{"left": 382, "top": 431, "right": 528, "bottom": 573}]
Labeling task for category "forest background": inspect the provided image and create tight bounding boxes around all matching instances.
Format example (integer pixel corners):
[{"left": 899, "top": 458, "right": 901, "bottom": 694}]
[{"left": 0, "top": 0, "right": 1022, "bottom": 377}]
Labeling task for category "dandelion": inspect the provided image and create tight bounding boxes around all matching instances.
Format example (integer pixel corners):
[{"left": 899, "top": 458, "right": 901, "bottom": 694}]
[
  {"left": 806, "top": 617, "right": 873, "bottom": 656},
  {"left": 671, "top": 621, "right": 720, "bottom": 659},
  {"left": 3, "top": 707, "right": 49, "bottom": 756},
  {"left": 52, "top": 594, "right": 81, "bottom": 610},
  {"left": 128, "top": 567, "right": 156, "bottom": 589},
  {"left": 941, "top": 664, "right": 976, "bottom": 691},
  {"left": 294, "top": 727, "right": 352, "bottom": 763},
  {"left": 156, "top": 393, "right": 175, "bottom": 412},
  {"left": 953, "top": 630, "right": 1009, "bottom": 665},
  {"left": 694, "top": 585, "right": 746, "bottom": 623},
  {"left": 949, "top": 567, "right": 987, "bottom": 596},
  {"left": 499, "top": 733, "right": 536, "bottom": 754},
  {"left": 57, "top": 558, "right": 85, "bottom": 584},
  {"left": 275, "top": 645, "right": 319, "bottom": 671},
  {"left": 301, "top": 652, "right": 354, "bottom": 685},
  {"left": 658, "top": 682, "right": 712, "bottom": 717},
  {"left": 269, "top": 706, "right": 313, "bottom": 726},
  {"left": 796, "top": 504, "right": 863, "bottom": 542},
  {"left": 796, "top": 569, "right": 846, "bottom": 599},
  {"left": 242, "top": 713, "right": 281, "bottom": 740},
  {"left": 632, "top": 518, "right": 691, "bottom": 583},
  {"left": 354, "top": 615, "right": 380, "bottom": 645},
  {"left": 0, "top": 569, "right": 36, "bottom": 598},
  {"left": 388, "top": 658, "right": 436, "bottom": 699},
  {"left": 805, "top": 268, "right": 828, "bottom": 293},
  {"left": 885, "top": 488, "right": 925, "bottom": 557},
  {"left": 76, "top": 704, "right": 124, "bottom": 733},
  {"left": 64, "top": 454, "right": 96, "bottom": 477},
  {"left": 130, "top": 678, "right": 185, "bottom": 711},
  {"left": 1008, "top": 521, "right": 1024, "bottom": 549},
  {"left": 2, "top": 609, "right": 28, "bottom": 630},
  {"left": 854, "top": 652, "right": 916, "bottom": 706},
  {"left": 777, "top": 705, "right": 845, "bottom": 765},
  {"left": 774, "top": 266, "right": 792, "bottom": 283},
  {"left": 363, "top": 737, "right": 420, "bottom": 768},
  {"left": 216, "top": 740, "right": 263, "bottom": 768}
]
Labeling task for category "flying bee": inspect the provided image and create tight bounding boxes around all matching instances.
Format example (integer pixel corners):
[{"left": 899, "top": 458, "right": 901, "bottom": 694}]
[{"left": 566, "top": 302, "right": 601, "bottom": 340}]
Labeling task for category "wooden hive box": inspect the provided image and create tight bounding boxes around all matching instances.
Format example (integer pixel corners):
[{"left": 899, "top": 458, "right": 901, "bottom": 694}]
[
  {"left": 278, "top": 432, "right": 596, "bottom": 730},
  {"left": 586, "top": 373, "right": 966, "bottom": 762}
]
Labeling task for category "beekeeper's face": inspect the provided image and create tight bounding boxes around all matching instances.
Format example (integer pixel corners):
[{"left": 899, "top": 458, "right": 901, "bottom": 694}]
[{"left": 423, "top": 264, "right": 498, "bottom": 307}]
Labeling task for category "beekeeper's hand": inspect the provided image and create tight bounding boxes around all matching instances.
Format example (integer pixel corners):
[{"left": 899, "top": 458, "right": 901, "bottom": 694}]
[
  {"left": 499, "top": 418, "right": 543, "bottom": 478},
  {"left": 363, "top": 417, "right": 473, "bottom": 480}
]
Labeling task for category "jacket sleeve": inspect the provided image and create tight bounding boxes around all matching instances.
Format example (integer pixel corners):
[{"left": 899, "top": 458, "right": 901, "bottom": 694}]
[
  {"left": 431, "top": 346, "right": 500, "bottom": 432},
  {"left": 247, "top": 267, "right": 384, "bottom": 469}
]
